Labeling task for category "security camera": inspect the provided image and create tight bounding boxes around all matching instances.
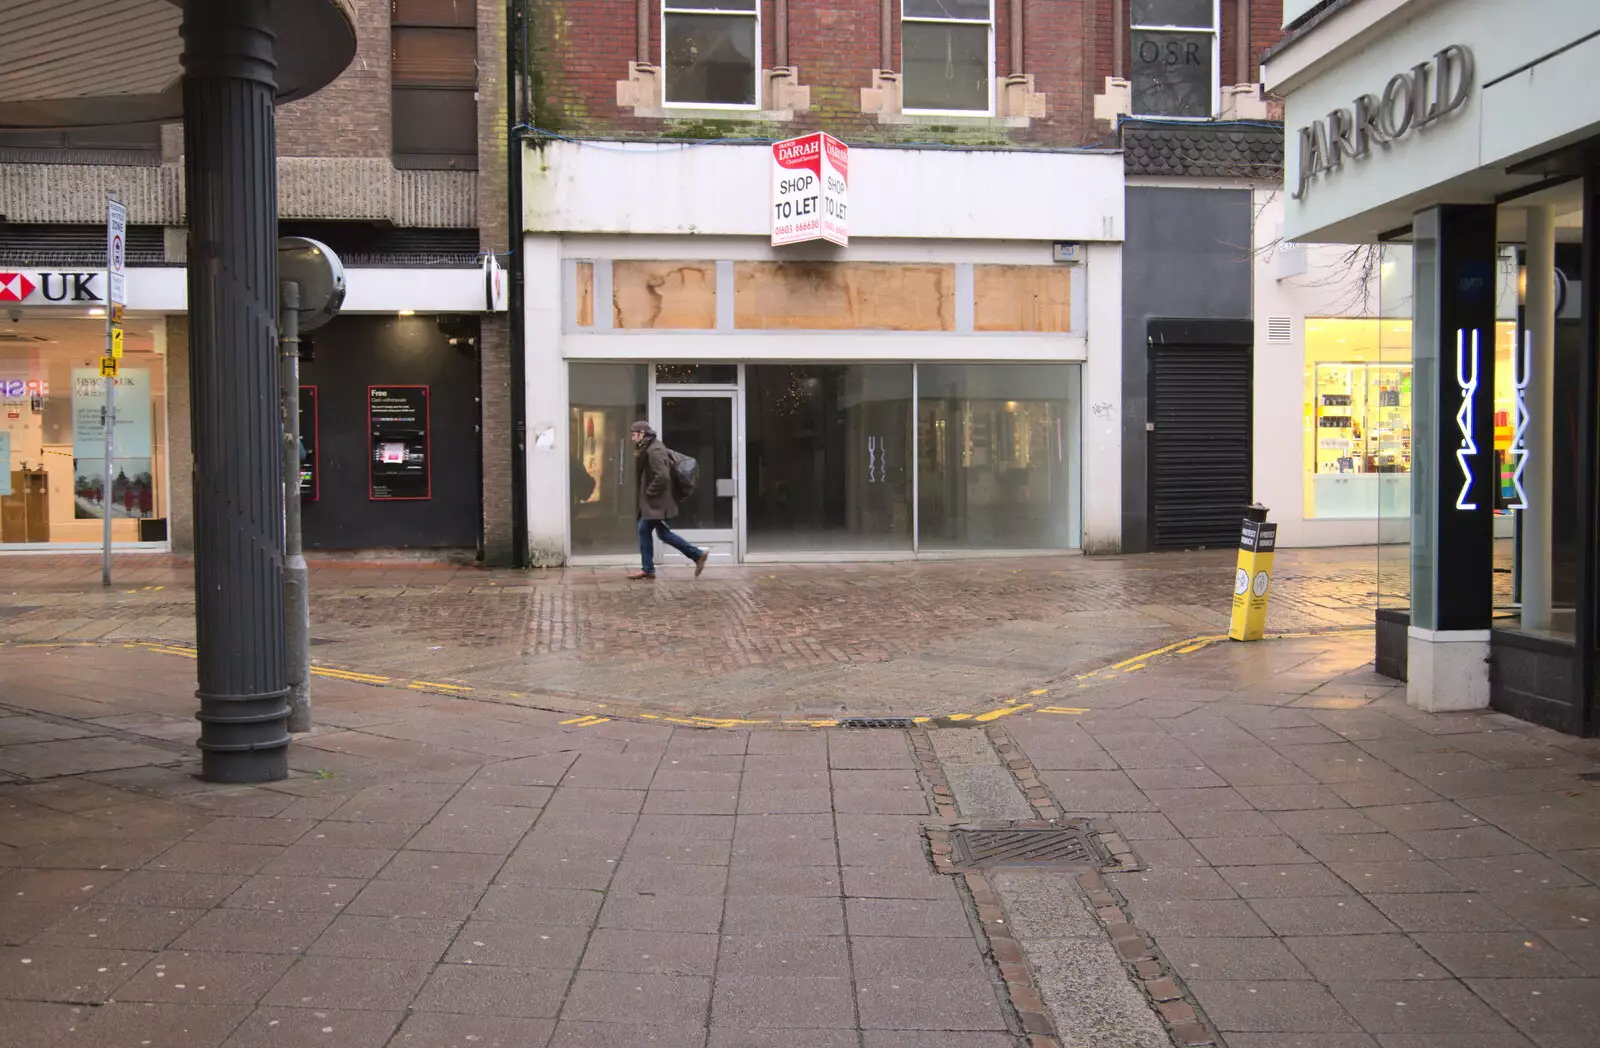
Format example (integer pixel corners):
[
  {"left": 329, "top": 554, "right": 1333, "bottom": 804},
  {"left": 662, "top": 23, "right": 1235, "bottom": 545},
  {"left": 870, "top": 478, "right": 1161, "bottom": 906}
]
[{"left": 7, "top": 309, "right": 20, "bottom": 323}]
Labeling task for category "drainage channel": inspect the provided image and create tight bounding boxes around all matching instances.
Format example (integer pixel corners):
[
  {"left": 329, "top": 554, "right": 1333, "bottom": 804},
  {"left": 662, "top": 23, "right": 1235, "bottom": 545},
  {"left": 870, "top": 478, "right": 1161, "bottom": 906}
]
[{"left": 919, "top": 726, "right": 1177, "bottom": 1048}]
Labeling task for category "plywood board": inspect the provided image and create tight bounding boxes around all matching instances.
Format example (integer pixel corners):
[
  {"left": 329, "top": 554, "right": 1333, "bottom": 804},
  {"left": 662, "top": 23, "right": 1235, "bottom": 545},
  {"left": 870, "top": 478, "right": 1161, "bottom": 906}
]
[
  {"left": 612, "top": 261, "right": 717, "bottom": 330},
  {"left": 734, "top": 262, "right": 954, "bottom": 331},
  {"left": 973, "top": 265, "right": 1072, "bottom": 332},
  {"left": 575, "top": 261, "right": 595, "bottom": 327}
]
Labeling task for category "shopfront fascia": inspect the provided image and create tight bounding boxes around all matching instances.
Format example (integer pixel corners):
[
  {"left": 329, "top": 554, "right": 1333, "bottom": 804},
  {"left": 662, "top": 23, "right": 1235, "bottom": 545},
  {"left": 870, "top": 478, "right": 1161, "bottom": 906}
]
[
  {"left": 520, "top": 141, "right": 1126, "bottom": 566},
  {"left": 1, "top": 265, "right": 503, "bottom": 554},
  {"left": 1264, "top": 0, "right": 1600, "bottom": 735}
]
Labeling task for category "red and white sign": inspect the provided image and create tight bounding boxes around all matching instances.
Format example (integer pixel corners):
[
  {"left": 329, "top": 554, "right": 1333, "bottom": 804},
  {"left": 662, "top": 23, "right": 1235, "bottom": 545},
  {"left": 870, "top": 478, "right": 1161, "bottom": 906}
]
[
  {"left": 0, "top": 270, "right": 104, "bottom": 305},
  {"left": 771, "top": 133, "right": 849, "bottom": 247},
  {"left": 0, "top": 273, "right": 37, "bottom": 302},
  {"left": 106, "top": 198, "right": 127, "bottom": 308}
]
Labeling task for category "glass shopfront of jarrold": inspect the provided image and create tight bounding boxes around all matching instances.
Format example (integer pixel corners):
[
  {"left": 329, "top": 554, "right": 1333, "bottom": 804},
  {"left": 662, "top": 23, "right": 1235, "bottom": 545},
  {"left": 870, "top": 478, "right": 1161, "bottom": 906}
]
[
  {"left": 1, "top": 316, "right": 169, "bottom": 548},
  {"left": 568, "top": 362, "right": 1082, "bottom": 560}
]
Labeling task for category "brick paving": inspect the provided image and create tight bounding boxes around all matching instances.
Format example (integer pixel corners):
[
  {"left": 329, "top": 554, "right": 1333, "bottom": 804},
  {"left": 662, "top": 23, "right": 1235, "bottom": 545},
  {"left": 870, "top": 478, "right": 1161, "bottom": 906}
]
[
  {"left": 0, "top": 549, "right": 1582, "bottom": 1048},
  {"left": 0, "top": 545, "right": 1510, "bottom": 719},
  {"left": 1005, "top": 635, "right": 1600, "bottom": 1048}
]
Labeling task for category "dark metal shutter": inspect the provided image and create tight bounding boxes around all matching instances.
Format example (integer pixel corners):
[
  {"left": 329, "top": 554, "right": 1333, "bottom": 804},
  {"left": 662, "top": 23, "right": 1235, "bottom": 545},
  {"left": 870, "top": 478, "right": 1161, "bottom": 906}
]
[{"left": 1149, "top": 328, "right": 1253, "bottom": 550}]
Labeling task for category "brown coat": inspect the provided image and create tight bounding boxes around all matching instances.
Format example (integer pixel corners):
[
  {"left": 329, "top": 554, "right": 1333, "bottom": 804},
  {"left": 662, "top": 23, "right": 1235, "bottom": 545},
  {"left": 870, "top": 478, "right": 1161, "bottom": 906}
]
[{"left": 636, "top": 437, "right": 678, "bottom": 520}]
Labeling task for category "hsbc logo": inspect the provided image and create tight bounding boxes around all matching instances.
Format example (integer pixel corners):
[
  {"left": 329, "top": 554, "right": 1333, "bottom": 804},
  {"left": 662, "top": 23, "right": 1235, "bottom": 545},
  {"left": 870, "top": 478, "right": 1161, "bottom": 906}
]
[
  {"left": 0, "top": 271, "right": 103, "bottom": 304},
  {"left": 0, "top": 273, "right": 36, "bottom": 302}
]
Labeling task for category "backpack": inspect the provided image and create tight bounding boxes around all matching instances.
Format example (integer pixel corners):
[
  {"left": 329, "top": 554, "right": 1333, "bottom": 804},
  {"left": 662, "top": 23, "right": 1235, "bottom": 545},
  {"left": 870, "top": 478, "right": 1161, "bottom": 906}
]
[{"left": 664, "top": 447, "right": 698, "bottom": 501}]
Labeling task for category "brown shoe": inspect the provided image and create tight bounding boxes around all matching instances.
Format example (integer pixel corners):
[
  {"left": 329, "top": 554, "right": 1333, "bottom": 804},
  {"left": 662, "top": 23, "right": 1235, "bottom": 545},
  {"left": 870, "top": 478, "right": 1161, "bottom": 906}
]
[
  {"left": 694, "top": 552, "right": 709, "bottom": 577},
  {"left": 627, "top": 571, "right": 656, "bottom": 580}
]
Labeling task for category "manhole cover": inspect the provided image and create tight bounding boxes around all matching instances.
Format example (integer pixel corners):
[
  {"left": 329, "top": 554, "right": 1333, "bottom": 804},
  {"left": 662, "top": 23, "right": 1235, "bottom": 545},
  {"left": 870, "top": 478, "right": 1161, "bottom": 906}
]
[
  {"left": 838, "top": 717, "right": 917, "bottom": 729},
  {"left": 949, "top": 825, "right": 1103, "bottom": 869}
]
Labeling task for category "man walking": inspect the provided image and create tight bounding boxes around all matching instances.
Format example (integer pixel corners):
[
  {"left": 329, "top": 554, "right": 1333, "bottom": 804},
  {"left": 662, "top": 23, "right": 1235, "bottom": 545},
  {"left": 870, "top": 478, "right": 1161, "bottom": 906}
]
[{"left": 630, "top": 420, "right": 709, "bottom": 580}]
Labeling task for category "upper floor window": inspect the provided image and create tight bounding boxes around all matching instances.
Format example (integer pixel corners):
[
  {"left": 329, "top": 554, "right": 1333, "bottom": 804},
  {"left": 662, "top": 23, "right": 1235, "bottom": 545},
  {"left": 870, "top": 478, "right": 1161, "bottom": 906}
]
[
  {"left": 663, "top": 0, "right": 759, "bottom": 107},
  {"left": 902, "top": 0, "right": 993, "bottom": 114},
  {"left": 391, "top": 0, "right": 478, "bottom": 170},
  {"left": 1130, "top": 0, "right": 1217, "bottom": 118}
]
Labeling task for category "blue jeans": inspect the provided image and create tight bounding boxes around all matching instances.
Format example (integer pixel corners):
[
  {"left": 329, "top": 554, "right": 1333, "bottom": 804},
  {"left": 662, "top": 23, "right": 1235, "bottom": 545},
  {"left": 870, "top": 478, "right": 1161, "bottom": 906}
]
[{"left": 639, "top": 518, "right": 703, "bottom": 574}]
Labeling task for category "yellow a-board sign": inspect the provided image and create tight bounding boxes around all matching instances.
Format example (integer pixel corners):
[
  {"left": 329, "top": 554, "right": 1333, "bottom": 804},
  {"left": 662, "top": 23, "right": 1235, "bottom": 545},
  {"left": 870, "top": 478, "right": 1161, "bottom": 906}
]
[{"left": 1229, "top": 518, "right": 1277, "bottom": 641}]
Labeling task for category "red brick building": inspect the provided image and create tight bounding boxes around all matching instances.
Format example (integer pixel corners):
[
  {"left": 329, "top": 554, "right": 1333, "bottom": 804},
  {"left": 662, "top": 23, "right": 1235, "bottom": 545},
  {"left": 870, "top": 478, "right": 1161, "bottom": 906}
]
[
  {"left": 510, "top": 1, "right": 1288, "bottom": 566},
  {"left": 524, "top": 0, "right": 1284, "bottom": 148}
]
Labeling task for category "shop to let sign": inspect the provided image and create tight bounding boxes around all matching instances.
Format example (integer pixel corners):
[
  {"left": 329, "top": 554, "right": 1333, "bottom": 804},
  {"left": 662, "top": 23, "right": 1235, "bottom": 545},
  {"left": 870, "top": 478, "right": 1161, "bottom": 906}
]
[{"left": 771, "top": 133, "right": 849, "bottom": 247}]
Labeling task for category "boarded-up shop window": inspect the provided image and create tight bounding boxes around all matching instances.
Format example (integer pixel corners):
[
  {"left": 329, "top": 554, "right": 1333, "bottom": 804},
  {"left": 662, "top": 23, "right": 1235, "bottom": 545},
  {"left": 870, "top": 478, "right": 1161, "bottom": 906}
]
[
  {"left": 575, "top": 262, "right": 595, "bottom": 327},
  {"left": 733, "top": 262, "right": 955, "bottom": 331},
  {"left": 613, "top": 261, "right": 718, "bottom": 329},
  {"left": 973, "top": 266, "right": 1072, "bottom": 332}
]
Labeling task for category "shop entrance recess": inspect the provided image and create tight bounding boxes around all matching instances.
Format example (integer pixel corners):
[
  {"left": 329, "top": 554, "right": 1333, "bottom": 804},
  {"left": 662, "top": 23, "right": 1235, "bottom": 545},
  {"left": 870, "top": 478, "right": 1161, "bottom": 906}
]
[
  {"left": 651, "top": 366, "right": 741, "bottom": 565},
  {"left": 1147, "top": 319, "right": 1254, "bottom": 550}
]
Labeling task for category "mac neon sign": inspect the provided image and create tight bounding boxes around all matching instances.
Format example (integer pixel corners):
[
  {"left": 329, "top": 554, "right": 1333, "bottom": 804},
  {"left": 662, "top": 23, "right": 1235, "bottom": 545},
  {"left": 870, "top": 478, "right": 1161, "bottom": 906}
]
[
  {"left": 1454, "top": 328, "right": 1479, "bottom": 511},
  {"left": 1507, "top": 332, "right": 1531, "bottom": 511}
]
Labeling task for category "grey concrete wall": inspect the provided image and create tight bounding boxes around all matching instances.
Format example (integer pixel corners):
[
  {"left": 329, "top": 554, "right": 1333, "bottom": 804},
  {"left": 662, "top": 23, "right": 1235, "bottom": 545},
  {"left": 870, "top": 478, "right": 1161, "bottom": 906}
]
[{"left": 1120, "top": 187, "right": 1254, "bottom": 553}]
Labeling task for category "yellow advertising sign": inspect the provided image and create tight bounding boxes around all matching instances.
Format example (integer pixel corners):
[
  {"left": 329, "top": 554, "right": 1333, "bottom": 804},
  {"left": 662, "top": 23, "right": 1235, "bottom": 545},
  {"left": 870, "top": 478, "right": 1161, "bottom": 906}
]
[
  {"left": 99, "top": 356, "right": 118, "bottom": 377},
  {"left": 110, "top": 325, "right": 124, "bottom": 359},
  {"left": 1228, "top": 519, "right": 1277, "bottom": 642}
]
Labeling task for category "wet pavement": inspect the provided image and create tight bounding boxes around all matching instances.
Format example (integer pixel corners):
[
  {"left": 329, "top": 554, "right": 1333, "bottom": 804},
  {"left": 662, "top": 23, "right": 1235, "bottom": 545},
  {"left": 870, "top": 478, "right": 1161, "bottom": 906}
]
[
  {"left": 2, "top": 547, "right": 1584, "bottom": 1048},
  {"left": 0, "top": 545, "right": 1462, "bottom": 720},
  {"left": 0, "top": 582, "right": 1596, "bottom": 1047}
]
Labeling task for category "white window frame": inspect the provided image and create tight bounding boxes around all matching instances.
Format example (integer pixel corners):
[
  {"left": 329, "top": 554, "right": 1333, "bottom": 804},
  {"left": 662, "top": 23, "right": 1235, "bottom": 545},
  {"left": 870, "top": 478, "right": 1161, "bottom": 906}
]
[
  {"left": 900, "top": 0, "right": 996, "bottom": 118},
  {"left": 1129, "top": 0, "right": 1220, "bottom": 120},
  {"left": 661, "top": 0, "right": 762, "bottom": 111}
]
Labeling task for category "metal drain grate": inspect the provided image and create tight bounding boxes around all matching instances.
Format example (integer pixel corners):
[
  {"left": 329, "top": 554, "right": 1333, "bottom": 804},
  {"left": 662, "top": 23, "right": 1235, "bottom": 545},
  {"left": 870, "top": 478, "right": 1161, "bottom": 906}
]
[
  {"left": 838, "top": 717, "right": 918, "bottom": 729},
  {"left": 949, "top": 826, "right": 1102, "bottom": 869}
]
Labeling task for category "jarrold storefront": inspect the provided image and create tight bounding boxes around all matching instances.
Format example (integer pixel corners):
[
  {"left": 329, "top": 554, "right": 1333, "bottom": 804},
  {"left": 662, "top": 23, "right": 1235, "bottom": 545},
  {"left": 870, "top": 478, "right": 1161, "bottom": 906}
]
[
  {"left": 1264, "top": 0, "right": 1600, "bottom": 734},
  {"left": 521, "top": 141, "right": 1127, "bottom": 565}
]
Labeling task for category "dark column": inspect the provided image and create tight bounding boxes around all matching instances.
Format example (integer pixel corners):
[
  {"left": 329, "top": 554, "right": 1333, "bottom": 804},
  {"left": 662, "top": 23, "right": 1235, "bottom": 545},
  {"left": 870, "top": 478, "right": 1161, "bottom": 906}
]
[
  {"left": 181, "top": 0, "right": 290, "bottom": 782},
  {"left": 1406, "top": 204, "right": 1497, "bottom": 712},
  {"left": 1578, "top": 174, "right": 1600, "bottom": 737}
]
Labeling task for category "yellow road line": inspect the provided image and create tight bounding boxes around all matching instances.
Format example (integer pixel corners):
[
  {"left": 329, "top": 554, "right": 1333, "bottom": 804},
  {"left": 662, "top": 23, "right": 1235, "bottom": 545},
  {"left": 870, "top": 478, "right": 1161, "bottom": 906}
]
[
  {"left": 972, "top": 703, "right": 1032, "bottom": 722},
  {"left": 410, "top": 681, "right": 472, "bottom": 692},
  {"left": 312, "top": 668, "right": 391, "bottom": 684},
  {"left": 560, "top": 715, "right": 609, "bottom": 727},
  {"left": 945, "top": 712, "right": 973, "bottom": 721},
  {"left": 1039, "top": 706, "right": 1089, "bottom": 715}
]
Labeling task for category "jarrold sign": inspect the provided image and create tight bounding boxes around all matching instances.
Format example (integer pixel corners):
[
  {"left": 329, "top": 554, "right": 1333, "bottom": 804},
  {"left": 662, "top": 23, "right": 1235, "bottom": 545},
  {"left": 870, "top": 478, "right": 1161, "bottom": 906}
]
[
  {"left": 1292, "top": 45, "right": 1474, "bottom": 201},
  {"left": 771, "top": 133, "right": 849, "bottom": 247}
]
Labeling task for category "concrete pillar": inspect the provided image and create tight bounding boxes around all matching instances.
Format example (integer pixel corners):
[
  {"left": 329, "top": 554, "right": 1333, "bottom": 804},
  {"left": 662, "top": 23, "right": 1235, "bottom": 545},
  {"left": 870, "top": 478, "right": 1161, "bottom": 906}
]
[
  {"left": 181, "top": 0, "right": 290, "bottom": 782},
  {"left": 1521, "top": 207, "right": 1556, "bottom": 631},
  {"left": 523, "top": 234, "right": 568, "bottom": 566}
]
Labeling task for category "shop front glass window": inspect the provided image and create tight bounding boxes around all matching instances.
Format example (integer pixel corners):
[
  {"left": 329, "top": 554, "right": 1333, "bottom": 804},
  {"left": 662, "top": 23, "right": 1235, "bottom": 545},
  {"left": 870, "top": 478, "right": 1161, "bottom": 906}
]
[
  {"left": 746, "top": 364, "right": 912, "bottom": 552},
  {"left": 1, "top": 318, "right": 167, "bottom": 546},
  {"left": 569, "top": 363, "right": 647, "bottom": 555},
  {"left": 1375, "top": 244, "right": 1414, "bottom": 611},
  {"left": 1302, "top": 317, "right": 1412, "bottom": 521},
  {"left": 916, "top": 364, "right": 1080, "bottom": 549}
]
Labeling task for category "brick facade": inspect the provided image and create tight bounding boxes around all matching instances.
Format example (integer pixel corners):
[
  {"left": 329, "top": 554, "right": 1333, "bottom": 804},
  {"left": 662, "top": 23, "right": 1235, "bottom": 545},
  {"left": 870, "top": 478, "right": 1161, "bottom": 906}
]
[
  {"left": 276, "top": 0, "right": 392, "bottom": 158},
  {"left": 531, "top": 0, "right": 1281, "bottom": 147}
]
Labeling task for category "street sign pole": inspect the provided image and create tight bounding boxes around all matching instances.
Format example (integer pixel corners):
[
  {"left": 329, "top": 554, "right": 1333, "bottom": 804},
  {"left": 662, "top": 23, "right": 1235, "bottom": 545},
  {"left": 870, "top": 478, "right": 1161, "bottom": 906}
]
[
  {"left": 102, "top": 194, "right": 126, "bottom": 587},
  {"left": 280, "top": 281, "right": 310, "bottom": 732},
  {"left": 276, "top": 237, "right": 345, "bottom": 735}
]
